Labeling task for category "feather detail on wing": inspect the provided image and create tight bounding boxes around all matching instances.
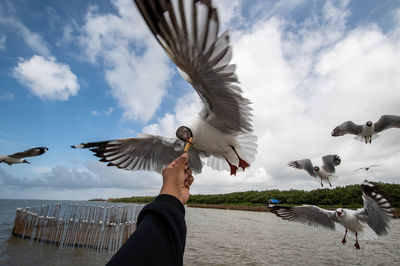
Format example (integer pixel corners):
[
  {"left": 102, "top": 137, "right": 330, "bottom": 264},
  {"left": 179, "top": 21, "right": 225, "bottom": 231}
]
[
  {"left": 9, "top": 147, "right": 48, "bottom": 158},
  {"left": 288, "top": 159, "right": 317, "bottom": 177},
  {"left": 134, "top": 0, "right": 253, "bottom": 135},
  {"left": 206, "top": 156, "right": 230, "bottom": 171},
  {"left": 321, "top": 154, "right": 341, "bottom": 173},
  {"left": 373, "top": 115, "right": 400, "bottom": 133},
  {"left": 271, "top": 205, "right": 338, "bottom": 231},
  {"left": 331, "top": 121, "right": 362, "bottom": 136},
  {"left": 356, "top": 180, "right": 394, "bottom": 236},
  {"left": 72, "top": 134, "right": 206, "bottom": 174}
]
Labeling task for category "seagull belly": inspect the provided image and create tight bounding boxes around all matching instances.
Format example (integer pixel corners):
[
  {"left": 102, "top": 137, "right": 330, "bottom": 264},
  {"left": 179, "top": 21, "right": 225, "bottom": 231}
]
[
  {"left": 316, "top": 169, "right": 332, "bottom": 181},
  {"left": 339, "top": 211, "right": 364, "bottom": 234},
  {"left": 191, "top": 118, "right": 238, "bottom": 160},
  {"left": 361, "top": 125, "right": 374, "bottom": 138}
]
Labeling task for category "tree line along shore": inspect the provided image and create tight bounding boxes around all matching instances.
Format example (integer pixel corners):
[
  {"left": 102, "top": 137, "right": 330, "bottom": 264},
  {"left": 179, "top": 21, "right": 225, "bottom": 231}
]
[{"left": 106, "top": 182, "right": 400, "bottom": 216}]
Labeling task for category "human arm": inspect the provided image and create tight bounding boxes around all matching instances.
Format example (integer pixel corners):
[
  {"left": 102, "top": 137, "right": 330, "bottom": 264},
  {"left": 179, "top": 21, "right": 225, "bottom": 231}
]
[{"left": 106, "top": 153, "right": 194, "bottom": 266}]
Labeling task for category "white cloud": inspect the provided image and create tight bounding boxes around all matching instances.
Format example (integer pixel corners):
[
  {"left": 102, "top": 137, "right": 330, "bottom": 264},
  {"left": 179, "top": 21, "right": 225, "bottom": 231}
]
[
  {"left": 78, "top": 0, "right": 171, "bottom": 123},
  {"left": 213, "top": 0, "right": 242, "bottom": 28},
  {"left": 0, "top": 3, "right": 50, "bottom": 56},
  {"left": 142, "top": 91, "right": 201, "bottom": 137},
  {"left": 12, "top": 55, "right": 79, "bottom": 101}
]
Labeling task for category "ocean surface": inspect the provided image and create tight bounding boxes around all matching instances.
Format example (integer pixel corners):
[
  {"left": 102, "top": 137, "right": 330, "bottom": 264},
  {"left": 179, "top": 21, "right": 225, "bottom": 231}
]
[{"left": 1, "top": 199, "right": 399, "bottom": 265}]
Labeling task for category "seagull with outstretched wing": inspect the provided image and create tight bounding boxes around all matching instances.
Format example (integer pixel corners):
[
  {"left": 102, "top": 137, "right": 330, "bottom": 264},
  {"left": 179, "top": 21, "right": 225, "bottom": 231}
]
[
  {"left": 288, "top": 155, "right": 341, "bottom": 187},
  {"left": 72, "top": 0, "right": 257, "bottom": 176},
  {"left": 331, "top": 115, "right": 400, "bottom": 143},
  {"left": 271, "top": 180, "right": 394, "bottom": 249},
  {"left": 0, "top": 147, "right": 48, "bottom": 165},
  {"left": 354, "top": 164, "right": 380, "bottom": 172}
]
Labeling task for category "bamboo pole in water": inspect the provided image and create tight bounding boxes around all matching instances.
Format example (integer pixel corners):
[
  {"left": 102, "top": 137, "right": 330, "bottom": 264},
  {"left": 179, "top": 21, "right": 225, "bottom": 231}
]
[{"left": 12, "top": 202, "right": 143, "bottom": 252}]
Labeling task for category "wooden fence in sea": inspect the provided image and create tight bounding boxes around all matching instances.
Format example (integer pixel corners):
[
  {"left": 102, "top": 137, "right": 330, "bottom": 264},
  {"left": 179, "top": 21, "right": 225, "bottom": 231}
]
[{"left": 11, "top": 203, "right": 143, "bottom": 252}]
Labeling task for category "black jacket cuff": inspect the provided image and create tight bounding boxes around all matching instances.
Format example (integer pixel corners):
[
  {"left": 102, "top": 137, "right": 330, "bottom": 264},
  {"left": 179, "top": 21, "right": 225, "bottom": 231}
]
[{"left": 155, "top": 194, "right": 185, "bottom": 215}]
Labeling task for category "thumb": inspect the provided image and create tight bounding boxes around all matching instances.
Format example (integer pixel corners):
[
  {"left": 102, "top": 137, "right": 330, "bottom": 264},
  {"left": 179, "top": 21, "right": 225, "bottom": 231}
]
[{"left": 174, "top": 153, "right": 189, "bottom": 168}]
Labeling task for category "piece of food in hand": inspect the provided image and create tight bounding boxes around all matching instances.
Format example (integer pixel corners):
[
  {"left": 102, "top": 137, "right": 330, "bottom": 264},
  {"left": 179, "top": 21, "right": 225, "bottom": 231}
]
[{"left": 184, "top": 137, "right": 193, "bottom": 152}]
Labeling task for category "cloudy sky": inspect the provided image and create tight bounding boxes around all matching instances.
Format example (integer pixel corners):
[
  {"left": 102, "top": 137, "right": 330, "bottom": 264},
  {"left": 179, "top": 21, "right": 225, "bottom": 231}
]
[{"left": 1, "top": 0, "right": 399, "bottom": 200}]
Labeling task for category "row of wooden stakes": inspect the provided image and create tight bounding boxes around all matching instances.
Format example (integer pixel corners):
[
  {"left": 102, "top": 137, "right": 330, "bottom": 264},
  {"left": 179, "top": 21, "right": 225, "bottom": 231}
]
[{"left": 12, "top": 203, "right": 143, "bottom": 252}]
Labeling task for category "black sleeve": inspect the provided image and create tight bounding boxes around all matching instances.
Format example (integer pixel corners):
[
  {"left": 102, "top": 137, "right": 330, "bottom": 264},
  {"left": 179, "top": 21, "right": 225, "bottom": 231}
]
[{"left": 106, "top": 194, "right": 186, "bottom": 266}]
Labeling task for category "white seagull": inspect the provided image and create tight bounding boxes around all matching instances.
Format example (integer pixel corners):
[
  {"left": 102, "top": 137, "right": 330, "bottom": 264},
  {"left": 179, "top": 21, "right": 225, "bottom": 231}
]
[
  {"left": 72, "top": 0, "right": 257, "bottom": 176},
  {"left": 288, "top": 155, "right": 341, "bottom": 187},
  {"left": 0, "top": 147, "right": 48, "bottom": 165},
  {"left": 272, "top": 180, "right": 394, "bottom": 249},
  {"left": 354, "top": 165, "right": 380, "bottom": 172},
  {"left": 331, "top": 115, "right": 400, "bottom": 143}
]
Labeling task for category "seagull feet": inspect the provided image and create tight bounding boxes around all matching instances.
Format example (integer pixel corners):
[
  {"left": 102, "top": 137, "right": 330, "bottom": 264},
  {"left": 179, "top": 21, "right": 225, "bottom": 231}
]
[
  {"left": 230, "top": 145, "right": 250, "bottom": 171},
  {"left": 226, "top": 159, "right": 238, "bottom": 176},
  {"left": 238, "top": 158, "right": 249, "bottom": 171},
  {"left": 354, "top": 241, "right": 360, "bottom": 250},
  {"left": 341, "top": 237, "right": 346, "bottom": 245}
]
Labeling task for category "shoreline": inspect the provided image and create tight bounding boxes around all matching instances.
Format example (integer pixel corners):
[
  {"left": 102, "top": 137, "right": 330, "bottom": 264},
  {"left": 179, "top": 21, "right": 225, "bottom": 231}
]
[
  {"left": 186, "top": 203, "right": 400, "bottom": 218},
  {"left": 187, "top": 204, "right": 272, "bottom": 212}
]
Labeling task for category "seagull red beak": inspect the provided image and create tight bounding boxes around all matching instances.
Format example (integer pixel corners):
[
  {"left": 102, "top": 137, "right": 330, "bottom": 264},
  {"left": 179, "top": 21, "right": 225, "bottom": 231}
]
[{"left": 336, "top": 211, "right": 342, "bottom": 217}]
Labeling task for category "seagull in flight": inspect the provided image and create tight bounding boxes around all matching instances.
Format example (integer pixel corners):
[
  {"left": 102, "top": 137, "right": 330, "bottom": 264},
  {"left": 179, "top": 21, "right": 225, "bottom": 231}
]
[
  {"left": 72, "top": 0, "right": 257, "bottom": 176},
  {"left": 288, "top": 155, "right": 341, "bottom": 187},
  {"left": 0, "top": 147, "right": 48, "bottom": 165},
  {"left": 331, "top": 115, "right": 400, "bottom": 143},
  {"left": 272, "top": 180, "right": 394, "bottom": 249},
  {"left": 354, "top": 165, "right": 380, "bottom": 172}
]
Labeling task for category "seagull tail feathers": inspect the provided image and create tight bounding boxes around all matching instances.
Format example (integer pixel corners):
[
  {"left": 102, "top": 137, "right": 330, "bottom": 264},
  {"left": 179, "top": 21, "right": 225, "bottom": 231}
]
[{"left": 206, "top": 132, "right": 258, "bottom": 171}]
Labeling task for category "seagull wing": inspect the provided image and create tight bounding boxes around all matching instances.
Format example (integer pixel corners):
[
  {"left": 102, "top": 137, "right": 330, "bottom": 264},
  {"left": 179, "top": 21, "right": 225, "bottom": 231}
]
[
  {"left": 272, "top": 205, "right": 339, "bottom": 231},
  {"left": 9, "top": 147, "right": 48, "bottom": 158},
  {"left": 135, "top": 0, "right": 252, "bottom": 134},
  {"left": 373, "top": 115, "right": 400, "bottom": 133},
  {"left": 288, "top": 159, "right": 316, "bottom": 177},
  {"left": 331, "top": 121, "right": 362, "bottom": 136},
  {"left": 72, "top": 134, "right": 206, "bottom": 174},
  {"left": 354, "top": 165, "right": 380, "bottom": 172},
  {"left": 356, "top": 180, "right": 394, "bottom": 236},
  {"left": 321, "top": 154, "right": 340, "bottom": 173}
]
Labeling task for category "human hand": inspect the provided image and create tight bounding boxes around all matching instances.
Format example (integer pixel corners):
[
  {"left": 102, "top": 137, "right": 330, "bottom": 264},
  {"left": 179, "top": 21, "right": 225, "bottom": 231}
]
[{"left": 160, "top": 153, "right": 194, "bottom": 204}]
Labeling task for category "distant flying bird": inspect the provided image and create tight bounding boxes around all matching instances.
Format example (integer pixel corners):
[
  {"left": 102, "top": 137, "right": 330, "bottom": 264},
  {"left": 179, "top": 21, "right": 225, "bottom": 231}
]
[
  {"left": 72, "top": 0, "right": 257, "bottom": 176},
  {"left": 288, "top": 155, "right": 341, "bottom": 187},
  {"left": 0, "top": 147, "right": 48, "bottom": 165},
  {"left": 331, "top": 115, "right": 400, "bottom": 143},
  {"left": 354, "top": 165, "right": 380, "bottom": 172},
  {"left": 271, "top": 180, "right": 394, "bottom": 249}
]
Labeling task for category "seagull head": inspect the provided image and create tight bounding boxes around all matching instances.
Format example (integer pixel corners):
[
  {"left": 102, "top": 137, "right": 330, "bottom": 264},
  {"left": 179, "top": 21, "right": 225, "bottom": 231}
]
[
  {"left": 336, "top": 208, "right": 345, "bottom": 217},
  {"left": 176, "top": 126, "right": 193, "bottom": 142},
  {"left": 313, "top": 166, "right": 320, "bottom": 172},
  {"left": 366, "top": 121, "right": 373, "bottom": 127},
  {"left": 23, "top": 159, "right": 30, "bottom": 164}
]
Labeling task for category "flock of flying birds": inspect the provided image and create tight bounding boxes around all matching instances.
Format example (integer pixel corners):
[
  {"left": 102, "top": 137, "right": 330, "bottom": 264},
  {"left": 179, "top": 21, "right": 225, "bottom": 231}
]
[
  {"left": 2, "top": 0, "right": 400, "bottom": 250},
  {"left": 289, "top": 114, "right": 400, "bottom": 188}
]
